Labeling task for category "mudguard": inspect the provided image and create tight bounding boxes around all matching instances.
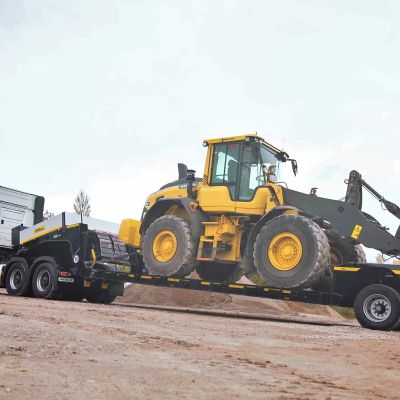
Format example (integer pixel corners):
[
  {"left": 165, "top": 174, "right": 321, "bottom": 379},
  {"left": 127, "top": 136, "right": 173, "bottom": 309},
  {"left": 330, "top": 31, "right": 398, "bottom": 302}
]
[{"left": 140, "top": 197, "right": 208, "bottom": 242}]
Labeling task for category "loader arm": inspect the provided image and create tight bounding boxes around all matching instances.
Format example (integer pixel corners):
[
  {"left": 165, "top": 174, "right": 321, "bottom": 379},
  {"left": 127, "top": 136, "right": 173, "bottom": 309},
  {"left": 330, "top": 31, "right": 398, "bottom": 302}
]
[
  {"left": 345, "top": 170, "right": 400, "bottom": 221},
  {"left": 282, "top": 187, "right": 400, "bottom": 257}
]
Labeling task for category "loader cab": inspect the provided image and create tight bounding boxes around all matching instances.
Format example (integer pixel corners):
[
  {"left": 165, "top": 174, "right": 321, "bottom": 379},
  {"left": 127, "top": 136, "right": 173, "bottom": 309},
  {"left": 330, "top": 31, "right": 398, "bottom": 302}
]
[{"left": 198, "top": 135, "right": 283, "bottom": 214}]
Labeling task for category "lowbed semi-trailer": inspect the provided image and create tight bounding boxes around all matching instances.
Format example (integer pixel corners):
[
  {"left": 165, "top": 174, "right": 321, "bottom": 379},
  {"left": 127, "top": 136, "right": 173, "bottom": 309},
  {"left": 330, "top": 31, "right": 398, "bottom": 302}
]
[
  {"left": 0, "top": 212, "right": 131, "bottom": 302},
  {"left": 1, "top": 211, "right": 400, "bottom": 331}
]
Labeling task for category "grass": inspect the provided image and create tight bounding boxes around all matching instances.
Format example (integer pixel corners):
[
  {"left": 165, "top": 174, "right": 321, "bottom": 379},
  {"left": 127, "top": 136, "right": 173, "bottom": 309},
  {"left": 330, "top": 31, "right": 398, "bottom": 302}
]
[{"left": 331, "top": 306, "right": 355, "bottom": 319}]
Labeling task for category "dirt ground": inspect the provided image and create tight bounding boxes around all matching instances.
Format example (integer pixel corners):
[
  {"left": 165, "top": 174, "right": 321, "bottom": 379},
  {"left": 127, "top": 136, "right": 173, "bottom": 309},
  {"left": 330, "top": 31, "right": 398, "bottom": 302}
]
[{"left": 1, "top": 287, "right": 399, "bottom": 400}]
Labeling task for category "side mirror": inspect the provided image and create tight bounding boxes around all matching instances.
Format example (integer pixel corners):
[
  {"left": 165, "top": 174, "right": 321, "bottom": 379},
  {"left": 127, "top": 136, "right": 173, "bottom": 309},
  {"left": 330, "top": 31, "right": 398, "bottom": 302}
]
[
  {"left": 290, "top": 159, "right": 298, "bottom": 176},
  {"left": 276, "top": 151, "right": 289, "bottom": 162}
]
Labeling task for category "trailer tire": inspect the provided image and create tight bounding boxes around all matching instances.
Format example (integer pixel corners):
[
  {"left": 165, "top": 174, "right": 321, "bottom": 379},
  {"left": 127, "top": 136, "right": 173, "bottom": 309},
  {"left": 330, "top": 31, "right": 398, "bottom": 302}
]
[
  {"left": 85, "top": 282, "right": 123, "bottom": 304},
  {"left": 60, "top": 283, "right": 85, "bottom": 301},
  {"left": 31, "top": 262, "right": 59, "bottom": 299},
  {"left": 5, "top": 262, "right": 30, "bottom": 296},
  {"left": 142, "top": 215, "right": 197, "bottom": 277},
  {"left": 354, "top": 284, "right": 400, "bottom": 331},
  {"left": 253, "top": 215, "right": 329, "bottom": 288},
  {"left": 196, "top": 262, "right": 244, "bottom": 283}
]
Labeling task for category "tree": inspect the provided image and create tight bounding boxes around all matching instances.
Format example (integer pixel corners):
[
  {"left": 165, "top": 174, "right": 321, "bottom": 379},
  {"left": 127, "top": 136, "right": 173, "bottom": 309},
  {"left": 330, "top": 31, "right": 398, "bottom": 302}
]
[
  {"left": 73, "top": 190, "right": 91, "bottom": 217},
  {"left": 375, "top": 253, "right": 385, "bottom": 264}
]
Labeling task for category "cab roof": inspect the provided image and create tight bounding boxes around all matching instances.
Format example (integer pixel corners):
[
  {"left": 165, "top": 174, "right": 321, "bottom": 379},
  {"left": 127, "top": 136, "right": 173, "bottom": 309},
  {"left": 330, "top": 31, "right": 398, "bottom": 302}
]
[{"left": 203, "top": 134, "right": 282, "bottom": 153}]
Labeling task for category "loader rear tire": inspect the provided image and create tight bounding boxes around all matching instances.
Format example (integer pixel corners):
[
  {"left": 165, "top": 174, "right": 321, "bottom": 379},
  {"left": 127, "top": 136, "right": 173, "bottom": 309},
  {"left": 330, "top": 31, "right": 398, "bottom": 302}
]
[
  {"left": 253, "top": 215, "right": 329, "bottom": 288},
  {"left": 142, "top": 216, "right": 197, "bottom": 277},
  {"left": 196, "top": 262, "right": 244, "bottom": 283}
]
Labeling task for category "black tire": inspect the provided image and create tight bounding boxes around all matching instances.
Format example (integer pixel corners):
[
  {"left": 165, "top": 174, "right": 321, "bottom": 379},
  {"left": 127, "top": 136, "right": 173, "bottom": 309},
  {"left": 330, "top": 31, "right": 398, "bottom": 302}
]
[
  {"left": 354, "top": 245, "right": 367, "bottom": 263},
  {"left": 142, "top": 216, "right": 197, "bottom": 277},
  {"left": 85, "top": 282, "right": 122, "bottom": 304},
  {"left": 242, "top": 254, "right": 257, "bottom": 275},
  {"left": 313, "top": 232, "right": 366, "bottom": 291},
  {"left": 5, "top": 262, "right": 30, "bottom": 296},
  {"left": 85, "top": 282, "right": 102, "bottom": 303},
  {"left": 253, "top": 215, "right": 329, "bottom": 288},
  {"left": 326, "top": 231, "right": 366, "bottom": 266},
  {"left": 354, "top": 284, "right": 400, "bottom": 331},
  {"left": 31, "top": 262, "right": 59, "bottom": 299},
  {"left": 196, "top": 262, "right": 244, "bottom": 283},
  {"left": 59, "top": 283, "right": 85, "bottom": 301}
]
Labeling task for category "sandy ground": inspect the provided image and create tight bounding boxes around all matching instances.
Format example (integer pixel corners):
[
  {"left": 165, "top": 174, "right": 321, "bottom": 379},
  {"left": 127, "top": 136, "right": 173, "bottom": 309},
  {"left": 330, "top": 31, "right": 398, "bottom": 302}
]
[{"left": 0, "top": 287, "right": 399, "bottom": 400}]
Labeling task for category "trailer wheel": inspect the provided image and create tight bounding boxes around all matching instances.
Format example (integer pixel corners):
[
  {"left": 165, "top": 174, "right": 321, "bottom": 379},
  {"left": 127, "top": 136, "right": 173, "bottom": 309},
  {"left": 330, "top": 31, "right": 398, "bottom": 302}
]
[
  {"left": 196, "top": 262, "right": 244, "bottom": 283},
  {"left": 85, "top": 282, "right": 123, "bottom": 304},
  {"left": 60, "top": 284, "right": 85, "bottom": 301},
  {"left": 31, "top": 262, "right": 59, "bottom": 299},
  {"left": 354, "top": 284, "right": 400, "bottom": 331},
  {"left": 5, "top": 262, "right": 30, "bottom": 296},
  {"left": 253, "top": 215, "right": 329, "bottom": 288},
  {"left": 142, "top": 215, "right": 197, "bottom": 277}
]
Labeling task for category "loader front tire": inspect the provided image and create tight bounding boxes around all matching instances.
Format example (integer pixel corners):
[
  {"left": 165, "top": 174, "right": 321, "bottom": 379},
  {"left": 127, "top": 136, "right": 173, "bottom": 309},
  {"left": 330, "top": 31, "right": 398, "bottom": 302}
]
[
  {"left": 253, "top": 215, "right": 329, "bottom": 288},
  {"left": 142, "top": 216, "right": 197, "bottom": 277},
  {"left": 312, "top": 233, "right": 367, "bottom": 291},
  {"left": 196, "top": 262, "right": 244, "bottom": 283},
  {"left": 327, "top": 231, "right": 366, "bottom": 266}
]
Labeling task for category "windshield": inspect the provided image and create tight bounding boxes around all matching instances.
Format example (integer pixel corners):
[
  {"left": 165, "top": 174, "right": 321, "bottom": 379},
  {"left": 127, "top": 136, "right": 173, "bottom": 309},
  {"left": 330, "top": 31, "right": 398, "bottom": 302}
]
[
  {"left": 238, "top": 143, "right": 279, "bottom": 201},
  {"left": 260, "top": 145, "right": 279, "bottom": 182},
  {"left": 209, "top": 140, "right": 281, "bottom": 202}
]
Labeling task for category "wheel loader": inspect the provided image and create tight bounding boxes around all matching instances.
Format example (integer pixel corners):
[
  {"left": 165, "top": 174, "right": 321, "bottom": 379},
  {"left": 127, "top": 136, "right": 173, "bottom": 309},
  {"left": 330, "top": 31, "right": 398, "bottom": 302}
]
[{"left": 119, "top": 134, "right": 400, "bottom": 289}]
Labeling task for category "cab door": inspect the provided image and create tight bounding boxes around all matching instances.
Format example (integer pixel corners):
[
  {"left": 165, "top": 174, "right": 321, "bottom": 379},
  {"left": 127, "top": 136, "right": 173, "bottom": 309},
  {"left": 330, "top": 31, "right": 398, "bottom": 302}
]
[
  {"left": 198, "top": 142, "right": 240, "bottom": 213},
  {"left": 234, "top": 141, "right": 269, "bottom": 215}
]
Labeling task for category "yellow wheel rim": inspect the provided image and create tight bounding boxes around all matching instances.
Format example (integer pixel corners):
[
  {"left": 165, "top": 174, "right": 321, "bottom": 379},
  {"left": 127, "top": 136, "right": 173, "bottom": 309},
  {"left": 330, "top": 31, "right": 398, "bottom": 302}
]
[
  {"left": 268, "top": 232, "right": 303, "bottom": 271},
  {"left": 152, "top": 230, "right": 177, "bottom": 263}
]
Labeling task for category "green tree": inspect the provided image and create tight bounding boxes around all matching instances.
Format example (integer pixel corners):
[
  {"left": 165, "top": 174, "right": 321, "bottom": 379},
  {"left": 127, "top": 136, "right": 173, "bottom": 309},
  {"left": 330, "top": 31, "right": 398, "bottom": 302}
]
[
  {"left": 73, "top": 190, "right": 91, "bottom": 217},
  {"left": 375, "top": 253, "right": 385, "bottom": 264}
]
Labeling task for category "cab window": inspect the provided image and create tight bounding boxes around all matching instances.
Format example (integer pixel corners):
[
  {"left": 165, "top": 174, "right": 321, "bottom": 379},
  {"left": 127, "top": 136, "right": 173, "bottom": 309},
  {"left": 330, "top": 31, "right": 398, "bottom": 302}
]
[
  {"left": 238, "top": 142, "right": 278, "bottom": 201},
  {"left": 238, "top": 143, "right": 265, "bottom": 200},
  {"left": 210, "top": 142, "right": 240, "bottom": 198}
]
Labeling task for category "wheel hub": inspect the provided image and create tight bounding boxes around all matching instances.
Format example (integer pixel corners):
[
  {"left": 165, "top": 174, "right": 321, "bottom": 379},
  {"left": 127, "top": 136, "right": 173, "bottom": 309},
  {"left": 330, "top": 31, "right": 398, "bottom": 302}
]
[
  {"left": 152, "top": 230, "right": 177, "bottom": 263},
  {"left": 268, "top": 232, "right": 303, "bottom": 271},
  {"left": 36, "top": 270, "right": 50, "bottom": 292},
  {"left": 10, "top": 269, "right": 23, "bottom": 290},
  {"left": 363, "top": 294, "right": 391, "bottom": 322}
]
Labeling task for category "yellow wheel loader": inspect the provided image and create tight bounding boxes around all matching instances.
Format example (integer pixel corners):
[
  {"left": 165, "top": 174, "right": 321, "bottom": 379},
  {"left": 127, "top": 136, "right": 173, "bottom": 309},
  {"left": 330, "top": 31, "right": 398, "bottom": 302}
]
[{"left": 119, "top": 134, "right": 400, "bottom": 289}]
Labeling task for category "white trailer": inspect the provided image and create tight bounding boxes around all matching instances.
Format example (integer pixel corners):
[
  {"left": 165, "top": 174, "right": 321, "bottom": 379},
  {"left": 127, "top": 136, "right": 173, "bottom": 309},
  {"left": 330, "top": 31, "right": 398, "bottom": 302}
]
[{"left": 0, "top": 185, "right": 44, "bottom": 259}]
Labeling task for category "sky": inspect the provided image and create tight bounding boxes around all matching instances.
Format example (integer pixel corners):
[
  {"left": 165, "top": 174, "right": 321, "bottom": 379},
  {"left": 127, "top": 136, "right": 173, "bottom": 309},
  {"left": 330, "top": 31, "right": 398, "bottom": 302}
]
[{"left": 1, "top": 0, "right": 400, "bottom": 261}]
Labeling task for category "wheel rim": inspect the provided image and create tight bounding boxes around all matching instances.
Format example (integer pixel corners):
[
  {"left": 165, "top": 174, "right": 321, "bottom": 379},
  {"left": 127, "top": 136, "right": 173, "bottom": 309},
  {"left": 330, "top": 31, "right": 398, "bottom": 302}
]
[
  {"left": 10, "top": 269, "right": 23, "bottom": 290},
  {"left": 36, "top": 270, "right": 51, "bottom": 292},
  {"left": 268, "top": 232, "right": 303, "bottom": 271},
  {"left": 152, "top": 230, "right": 177, "bottom": 262},
  {"left": 363, "top": 294, "right": 392, "bottom": 323}
]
